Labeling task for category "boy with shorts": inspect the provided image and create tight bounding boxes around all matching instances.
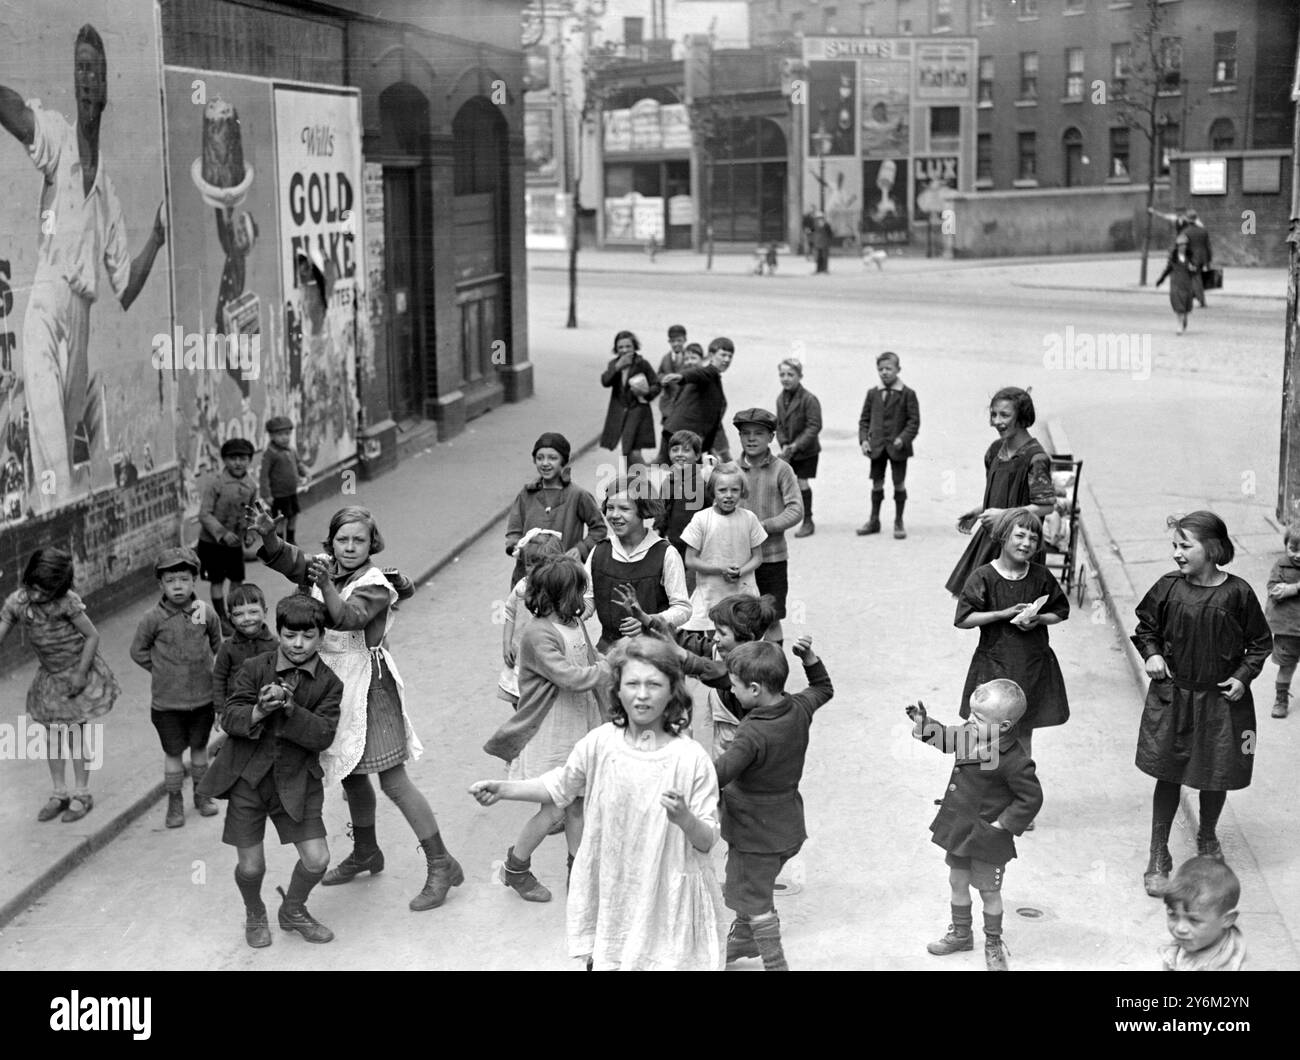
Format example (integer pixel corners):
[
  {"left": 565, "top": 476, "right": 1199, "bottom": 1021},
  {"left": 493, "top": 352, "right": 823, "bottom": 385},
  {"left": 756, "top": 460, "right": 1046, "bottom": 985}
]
[
  {"left": 908, "top": 679, "right": 1042, "bottom": 971},
  {"left": 1264, "top": 522, "right": 1300, "bottom": 718},
  {"left": 130, "top": 547, "right": 224, "bottom": 828},
  {"left": 198, "top": 437, "right": 259, "bottom": 631},
  {"left": 210, "top": 583, "right": 278, "bottom": 758},
  {"left": 260, "top": 416, "right": 309, "bottom": 545},
  {"left": 198, "top": 594, "right": 343, "bottom": 948},
  {"left": 857, "top": 351, "right": 920, "bottom": 539}
]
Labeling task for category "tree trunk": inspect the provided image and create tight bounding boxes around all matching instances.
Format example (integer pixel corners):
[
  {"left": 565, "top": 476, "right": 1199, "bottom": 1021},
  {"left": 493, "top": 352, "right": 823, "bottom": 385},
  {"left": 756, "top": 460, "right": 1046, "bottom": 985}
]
[
  {"left": 1140, "top": 118, "right": 1159, "bottom": 286},
  {"left": 566, "top": 179, "right": 580, "bottom": 329}
]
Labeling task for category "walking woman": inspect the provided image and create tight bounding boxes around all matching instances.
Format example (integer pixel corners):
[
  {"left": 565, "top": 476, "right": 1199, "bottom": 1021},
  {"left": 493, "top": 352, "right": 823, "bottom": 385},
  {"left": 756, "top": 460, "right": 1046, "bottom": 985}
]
[
  {"left": 1155, "top": 232, "right": 1197, "bottom": 334},
  {"left": 250, "top": 503, "right": 462, "bottom": 912},
  {"left": 600, "top": 330, "right": 660, "bottom": 470},
  {"left": 775, "top": 357, "right": 822, "bottom": 538}
]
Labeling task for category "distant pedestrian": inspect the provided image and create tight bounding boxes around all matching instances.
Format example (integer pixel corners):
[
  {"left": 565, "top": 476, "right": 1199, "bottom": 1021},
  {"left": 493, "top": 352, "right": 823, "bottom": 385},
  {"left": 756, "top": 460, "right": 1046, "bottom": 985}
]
[
  {"left": 775, "top": 357, "right": 822, "bottom": 539},
  {"left": 765, "top": 242, "right": 779, "bottom": 275},
  {"left": 1264, "top": 522, "right": 1300, "bottom": 718},
  {"left": 857, "top": 351, "right": 920, "bottom": 538},
  {"left": 1184, "top": 209, "right": 1212, "bottom": 309},
  {"left": 1160, "top": 857, "right": 1246, "bottom": 971},
  {"left": 945, "top": 387, "right": 1054, "bottom": 597},
  {"left": 198, "top": 436, "right": 259, "bottom": 632},
  {"left": 504, "top": 432, "right": 607, "bottom": 590},
  {"left": 811, "top": 212, "right": 831, "bottom": 274},
  {"left": 734, "top": 408, "right": 804, "bottom": 644},
  {"left": 210, "top": 582, "right": 278, "bottom": 759},
  {"left": 660, "top": 337, "right": 735, "bottom": 461},
  {"left": 498, "top": 528, "right": 564, "bottom": 709},
  {"left": 250, "top": 503, "right": 461, "bottom": 913},
  {"left": 654, "top": 325, "right": 690, "bottom": 463},
  {"left": 129, "top": 546, "right": 223, "bottom": 830},
  {"left": 716, "top": 637, "right": 833, "bottom": 971},
  {"left": 678, "top": 463, "right": 766, "bottom": 656},
  {"left": 1155, "top": 232, "right": 1197, "bottom": 334},
  {"left": 1132, "top": 512, "right": 1272, "bottom": 898},
  {"left": 197, "top": 594, "right": 343, "bottom": 948},
  {"left": 471, "top": 636, "right": 728, "bottom": 971},
  {"left": 599, "top": 330, "right": 660, "bottom": 470},
  {"left": 483, "top": 556, "right": 611, "bottom": 904},
  {"left": 954, "top": 509, "right": 1070, "bottom": 766},
  {"left": 260, "top": 416, "right": 309, "bottom": 545},
  {"left": 908, "top": 680, "right": 1042, "bottom": 972},
  {"left": 0, "top": 548, "right": 118, "bottom": 824}
]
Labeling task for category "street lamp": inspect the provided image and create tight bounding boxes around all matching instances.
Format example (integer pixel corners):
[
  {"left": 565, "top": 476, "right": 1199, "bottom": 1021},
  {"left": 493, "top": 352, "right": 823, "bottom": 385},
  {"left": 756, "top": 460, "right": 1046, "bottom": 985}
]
[{"left": 812, "top": 117, "right": 833, "bottom": 214}]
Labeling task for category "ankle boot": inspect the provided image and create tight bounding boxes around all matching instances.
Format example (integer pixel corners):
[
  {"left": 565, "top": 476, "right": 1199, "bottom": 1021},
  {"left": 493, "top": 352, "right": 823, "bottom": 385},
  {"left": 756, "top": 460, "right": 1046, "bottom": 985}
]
[
  {"left": 726, "top": 916, "right": 760, "bottom": 963},
  {"left": 794, "top": 489, "right": 814, "bottom": 537},
  {"left": 1196, "top": 831, "right": 1224, "bottom": 862},
  {"left": 190, "top": 763, "right": 219, "bottom": 817},
  {"left": 502, "top": 846, "right": 552, "bottom": 903},
  {"left": 927, "top": 903, "right": 975, "bottom": 955},
  {"left": 276, "top": 885, "right": 334, "bottom": 944},
  {"left": 410, "top": 837, "right": 464, "bottom": 911},
  {"left": 322, "top": 824, "right": 384, "bottom": 885},
  {"left": 857, "top": 490, "right": 885, "bottom": 535},
  {"left": 984, "top": 929, "right": 1010, "bottom": 970},
  {"left": 235, "top": 868, "right": 270, "bottom": 948},
  {"left": 749, "top": 911, "right": 789, "bottom": 971},
  {"left": 1273, "top": 685, "right": 1290, "bottom": 719},
  {"left": 1144, "top": 822, "right": 1173, "bottom": 896},
  {"left": 893, "top": 490, "right": 908, "bottom": 539},
  {"left": 163, "top": 770, "right": 186, "bottom": 828}
]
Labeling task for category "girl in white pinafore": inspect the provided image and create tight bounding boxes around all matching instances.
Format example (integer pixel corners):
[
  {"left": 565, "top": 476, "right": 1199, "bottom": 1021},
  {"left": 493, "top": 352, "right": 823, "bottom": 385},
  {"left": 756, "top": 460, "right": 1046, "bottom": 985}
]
[{"left": 253, "top": 504, "right": 462, "bottom": 912}]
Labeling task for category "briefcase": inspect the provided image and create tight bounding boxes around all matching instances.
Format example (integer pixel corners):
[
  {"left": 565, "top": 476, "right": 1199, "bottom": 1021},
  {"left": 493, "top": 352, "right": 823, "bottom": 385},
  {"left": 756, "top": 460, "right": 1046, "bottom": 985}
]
[{"left": 1202, "top": 267, "right": 1223, "bottom": 290}]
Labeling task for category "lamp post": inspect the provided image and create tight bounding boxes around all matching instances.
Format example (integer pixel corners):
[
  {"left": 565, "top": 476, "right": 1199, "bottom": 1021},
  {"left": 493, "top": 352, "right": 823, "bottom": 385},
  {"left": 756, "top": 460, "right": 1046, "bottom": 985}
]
[{"left": 812, "top": 117, "right": 832, "bottom": 214}]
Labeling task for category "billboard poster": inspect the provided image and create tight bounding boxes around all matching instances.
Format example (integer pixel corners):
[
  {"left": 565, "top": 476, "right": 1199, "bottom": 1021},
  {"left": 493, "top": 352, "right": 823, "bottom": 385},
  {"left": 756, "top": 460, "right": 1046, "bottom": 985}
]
[
  {"left": 273, "top": 85, "right": 361, "bottom": 478},
  {"left": 804, "top": 157, "right": 862, "bottom": 244},
  {"left": 524, "top": 106, "right": 556, "bottom": 180},
  {"left": 807, "top": 60, "right": 856, "bottom": 157},
  {"left": 913, "top": 156, "right": 959, "bottom": 218},
  {"left": 862, "top": 158, "right": 910, "bottom": 245},
  {"left": 915, "top": 43, "right": 975, "bottom": 102},
  {"left": 859, "top": 60, "right": 911, "bottom": 158},
  {"left": 0, "top": 2, "right": 175, "bottom": 522}
]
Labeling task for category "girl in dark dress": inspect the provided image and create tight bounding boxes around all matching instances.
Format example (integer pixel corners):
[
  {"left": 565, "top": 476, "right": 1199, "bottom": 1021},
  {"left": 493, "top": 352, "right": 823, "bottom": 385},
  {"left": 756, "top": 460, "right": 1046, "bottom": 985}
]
[
  {"left": 945, "top": 388, "right": 1055, "bottom": 597},
  {"left": 600, "top": 330, "right": 660, "bottom": 470},
  {"left": 1155, "top": 232, "right": 1196, "bottom": 334},
  {"left": 955, "top": 509, "right": 1069, "bottom": 766},
  {"left": 1131, "top": 512, "right": 1272, "bottom": 897}
]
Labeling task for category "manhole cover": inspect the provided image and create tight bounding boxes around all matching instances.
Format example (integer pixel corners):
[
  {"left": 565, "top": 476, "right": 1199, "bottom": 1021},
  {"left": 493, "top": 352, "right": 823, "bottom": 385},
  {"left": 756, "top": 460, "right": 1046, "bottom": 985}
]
[{"left": 1016, "top": 907, "right": 1044, "bottom": 919}]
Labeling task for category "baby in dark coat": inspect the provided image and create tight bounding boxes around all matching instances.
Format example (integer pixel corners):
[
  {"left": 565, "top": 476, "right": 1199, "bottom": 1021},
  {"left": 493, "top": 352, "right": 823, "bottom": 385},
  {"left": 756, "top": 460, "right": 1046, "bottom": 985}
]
[{"left": 908, "top": 678, "right": 1042, "bottom": 972}]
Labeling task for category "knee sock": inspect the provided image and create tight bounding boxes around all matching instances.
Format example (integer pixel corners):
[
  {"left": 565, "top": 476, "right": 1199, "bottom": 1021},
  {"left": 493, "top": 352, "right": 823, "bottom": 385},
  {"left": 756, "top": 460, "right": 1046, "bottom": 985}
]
[
  {"left": 341, "top": 773, "right": 377, "bottom": 827},
  {"left": 894, "top": 489, "right": 907, "bottom": 522},
  {"left": 1152, "top": 779, "right": 1180, "bottom": 830},
  {"left": 983, "top": 911, "right": 1003, "bottom": 941},
  {"left": 285, "top": 860, "right": 325, "bottom": 906},
  {"left": 799, "top": 488, "right": 812, "bottom": 519},
  {"left": 950, "top": 902, "right": 973, "bottom": 936},
  {"left": 869, "top": 489, "right": 884, "bottom": 521},
  {"left": 1198, "top": 790, "right": 1227, "bottom": 838},
  {"left": 235, "top": 867, "right": 266, "bottom": 916},
  {"left": 379, "top": 766, "right": 439, "bottom": 839}
]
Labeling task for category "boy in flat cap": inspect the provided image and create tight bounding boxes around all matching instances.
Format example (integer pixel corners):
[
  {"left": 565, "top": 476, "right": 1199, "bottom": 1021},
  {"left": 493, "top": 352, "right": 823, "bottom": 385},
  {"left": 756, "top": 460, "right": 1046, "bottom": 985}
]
[
  {"left": 199, "top": 437, "right": 259, "bottom": 633},
  {"left": 130, "top": 547, "right": 224, "bottom": 829},
  {"left": 260, "top": 416, "right": 309, "bottom": 545},
  {"left": 733, "top": 408, "right": 803, "bottom": 644}
]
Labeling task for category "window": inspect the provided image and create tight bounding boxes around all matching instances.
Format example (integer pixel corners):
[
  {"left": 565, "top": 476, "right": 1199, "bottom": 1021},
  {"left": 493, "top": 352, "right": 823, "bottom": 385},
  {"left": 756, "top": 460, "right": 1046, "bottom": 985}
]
[
  {"left": 791, "top": 12, "right": 804, "bottom": 34},
  {"left": 977, "top": 0, "right": 996, "bottom": 22},
  {"left": 1159, "top": 37, "right": 1182, "bottom": 94},
  {"left": 860, "top": 2, "right": 874, "bottom": 33},
  {"left": 1109, "top": 127, "right": 1129, "bottom": 177},
  {"left": 1213, "top": 32, "right": 1237, "bottom": 86},
  {"left": 1208, "top": 117, "right": 1236, "bottom": 150},
  {"left": 934, "top": 0, "right": 953, "bottom": 31},
  {"left": 899, "top": 18, "right": 912, "bottom": 33},
  {"left": 1065, "top": 47, "right": 1085, "bottom": 99},
  {"left": 1065, "top": 0, "right": 1085, "bottom": 11},
  {"left": 1158, "top": 121, "right": 1179, "bottom": 176},
  {"left": 623, "top": 17, "right": 643, "bottom": 46},
  {"left": 824, "top": 6, "right": 838, "bottom": 32},
  {"left": 930, "top": 106, "right": 960, "bottom": 150},
  {"left": 977, "top": 133, "right": 993, "bottom": 183},
  {"left": 1111, "top": 43, "right": 1131, "bottom": 97},
  {"left": 1018, "top": 131, "right": 1037, "bottom": 179},
  {"left": 1020, "top": 52, "right": 1038, "bottom": 100},
  {"left": 978, "top": 56, "right": 994, "bottom": 104},
  {"left": 1020, "top": 0, "right": 1039, "bottom": 17}
]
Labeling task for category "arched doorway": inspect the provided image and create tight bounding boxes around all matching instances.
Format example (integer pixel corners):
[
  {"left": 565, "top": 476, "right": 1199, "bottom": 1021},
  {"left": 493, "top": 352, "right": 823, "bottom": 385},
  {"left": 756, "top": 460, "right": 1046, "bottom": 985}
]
[
  {"left": 710, "top": 116, "right": 788, "bottom": 243},
  {"left": 1062, "top": 127, "right": 1084, "bottom": 187},
  {"left": 452, "top": 98, "right": 510, "bottom": 398}
]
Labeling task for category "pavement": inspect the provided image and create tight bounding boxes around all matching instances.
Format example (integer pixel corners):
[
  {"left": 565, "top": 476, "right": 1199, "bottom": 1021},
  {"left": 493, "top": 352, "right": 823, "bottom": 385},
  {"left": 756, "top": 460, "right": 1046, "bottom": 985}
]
[{"left": 1, "top": 247, "right": 1295, "bottom": 970}]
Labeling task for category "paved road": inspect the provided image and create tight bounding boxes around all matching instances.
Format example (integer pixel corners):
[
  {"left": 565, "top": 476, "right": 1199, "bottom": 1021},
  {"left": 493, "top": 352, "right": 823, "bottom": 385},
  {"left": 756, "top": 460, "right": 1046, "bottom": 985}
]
[{"left": 1, "top": 262, "right": 1290, "bottom": 970}]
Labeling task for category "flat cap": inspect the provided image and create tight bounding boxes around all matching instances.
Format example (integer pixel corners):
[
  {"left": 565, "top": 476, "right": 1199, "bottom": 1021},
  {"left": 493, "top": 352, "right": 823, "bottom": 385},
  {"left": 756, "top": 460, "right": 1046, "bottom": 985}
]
[
  {"left": 732, "top": 407, "right": 778, "bottom": 431},
  {"left": 155, "top": 546, "right": 201, "bottom": 576}
]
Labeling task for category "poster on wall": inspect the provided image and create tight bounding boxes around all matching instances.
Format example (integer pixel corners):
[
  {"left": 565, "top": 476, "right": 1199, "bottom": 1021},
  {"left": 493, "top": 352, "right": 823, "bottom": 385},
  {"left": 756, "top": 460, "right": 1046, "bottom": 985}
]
[
  {"left": 808, "top": 60, "right": 857, "bottom": 157},
  {"left": 0, "top": 1, "right": 175, "bottom": 523},
  {"left": 913, "top": 156, "right": 959, "bottom": 218},
  {"left": 859, "top": 60, "right": 911, "bottom": 158},
  {"left": 861, "top": 158, "right": 910, "bottom": 245},
  {"left": 525, "top": 106, "right": 556, "bottom": 179},
  {"left": 915, "top": 43, "right": 975, "bottom": 101},
  {"left": 804, "top": 157, "right": 862, "bottom": 245}
]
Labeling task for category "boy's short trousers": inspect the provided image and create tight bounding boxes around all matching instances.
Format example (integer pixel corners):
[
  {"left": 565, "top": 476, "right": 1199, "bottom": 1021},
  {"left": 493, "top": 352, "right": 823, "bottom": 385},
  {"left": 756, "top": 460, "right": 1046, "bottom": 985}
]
[
  {"left": 1272, "top": 633, "right": 1300, "bottom": 669},
  {"left": 197, "top": 538, "right": 246, "bottom": 584},
  {"left": 788, "top": 454, "right": 818, "bottom": 480},
  {"left": 945, "top": 852, "right": 1005, "bottom": 892},
  {"left": 869, "top": 453, "right": 909, "bottom": 487},
  {"left": 222, "top": 774, "right": 326, "bottom": 847},
  {"left": 151, "top": 705, "right": 215, "bottom": 756},
  {"left": 725, "top": 845, "right": 802, "bottom": 916},
  {"left": 270, "top": 494, "right": 301, "bottom": 519},
  {"left": 755, "top": 560, "right": 788, "bottom": 620}
]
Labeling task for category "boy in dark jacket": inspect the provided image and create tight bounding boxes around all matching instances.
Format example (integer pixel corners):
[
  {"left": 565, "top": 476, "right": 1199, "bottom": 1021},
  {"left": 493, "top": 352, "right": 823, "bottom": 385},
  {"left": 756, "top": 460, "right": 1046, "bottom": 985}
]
[
  {"left": 715, "top": 636, "right": 833, "bottom": 971},
  {"left": 210, "top": 583, "right": 279, "bottom": 761},
  {"left": 858, "top": 351, "right": 920, "bottom": 538},
  {"left": 198, "top": 594, "right": 343, "bottom": 949},
  {"left": 260, "top": 416, "right": 309, "bottom": 544},
  {"left": 907, "top": 678, "right": 1042, "bottom": 971},
  {"left": 661, "top": 337, "right": 734, "bottom": 460}
]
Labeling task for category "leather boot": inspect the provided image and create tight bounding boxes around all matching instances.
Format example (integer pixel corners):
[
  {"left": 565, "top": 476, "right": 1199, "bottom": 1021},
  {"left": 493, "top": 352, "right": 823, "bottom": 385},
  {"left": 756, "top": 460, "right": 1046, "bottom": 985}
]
[
  {"left": 1144, "top": 822, "right": 1173, "bottom": 896},
  {"left": 1273, "top": 685, "right": 1290, "bottom": 719},
  {"left": 236, "top": 868, "right": 271, "bottom": 948},
  {"left": 726, "top": 916, "right": 760, "bottom": 963},
  {"left": 164, "top": 770, "right": 185, "bottom": 829},
  {"left": 322, "top": 823, "right": 384, "bottom": 885},
  {"left": 794, "top": 489, "right": 814, "bottom": 537},
  {"left": 190, "top": 762, "right": 219, "bottom": 817},
  {"left": 410, "top": 837, "right": 464, "bottom": 911},
  {"left": 1196, "top": 831, "right": 1225, "bottom": 862},
  {"left": 502, "top": 845, "right": 551, "bottom": 903},
  {"left": 749, "top": 911, "right": 789, "bottom": 971},
  {"left": 893, "top": 490, "right": 908, "bottom": 539},
  {"left": 857, "top": 490, "right": 885, "bottom": 535},
  {"left": 276, "top": 885, "right": 334, "bottom": 944},
  {"left": 927, "top": 903, "right": 975, "bottom": 955}
]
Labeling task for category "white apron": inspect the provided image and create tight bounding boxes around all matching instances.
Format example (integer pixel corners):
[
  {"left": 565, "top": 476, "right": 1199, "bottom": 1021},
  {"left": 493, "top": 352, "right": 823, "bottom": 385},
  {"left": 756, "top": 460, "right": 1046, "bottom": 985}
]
[{"left": 314, "top": 565, "right": 424, "bottom": 787}]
